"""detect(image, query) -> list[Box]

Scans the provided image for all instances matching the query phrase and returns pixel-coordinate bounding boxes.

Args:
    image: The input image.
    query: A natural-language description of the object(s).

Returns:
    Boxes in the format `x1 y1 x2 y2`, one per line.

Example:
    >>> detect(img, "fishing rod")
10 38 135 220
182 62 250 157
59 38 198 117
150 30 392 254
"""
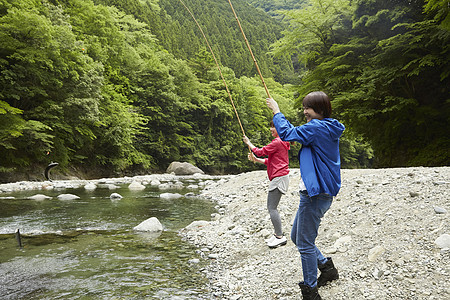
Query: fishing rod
178 0 246 136
227 0 271 99
178 0 256 161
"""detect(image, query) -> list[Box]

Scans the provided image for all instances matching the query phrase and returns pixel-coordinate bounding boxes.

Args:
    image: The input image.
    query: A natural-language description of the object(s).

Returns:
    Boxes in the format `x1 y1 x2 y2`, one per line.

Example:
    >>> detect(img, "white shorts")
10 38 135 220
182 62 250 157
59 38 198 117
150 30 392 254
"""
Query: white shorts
269 174 289 194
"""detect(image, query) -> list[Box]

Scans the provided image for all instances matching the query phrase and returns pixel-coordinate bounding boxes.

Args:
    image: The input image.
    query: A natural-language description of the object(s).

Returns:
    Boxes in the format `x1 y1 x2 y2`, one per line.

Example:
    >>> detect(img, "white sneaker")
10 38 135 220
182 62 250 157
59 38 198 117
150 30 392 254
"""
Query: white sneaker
267 236 287 248
265 235 277 243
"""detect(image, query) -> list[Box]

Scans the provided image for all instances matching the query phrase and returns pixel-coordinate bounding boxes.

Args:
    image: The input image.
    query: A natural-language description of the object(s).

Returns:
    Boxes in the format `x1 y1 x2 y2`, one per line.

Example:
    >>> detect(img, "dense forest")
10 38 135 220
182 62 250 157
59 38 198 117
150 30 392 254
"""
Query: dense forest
244 0 305 18
0 0 448 181
270 0 449 167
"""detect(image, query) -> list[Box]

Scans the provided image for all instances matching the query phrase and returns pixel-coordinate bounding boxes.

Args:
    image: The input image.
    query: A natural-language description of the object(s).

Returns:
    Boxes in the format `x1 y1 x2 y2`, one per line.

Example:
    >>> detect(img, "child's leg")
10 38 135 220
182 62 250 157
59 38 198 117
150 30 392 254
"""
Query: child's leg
267 188 283 236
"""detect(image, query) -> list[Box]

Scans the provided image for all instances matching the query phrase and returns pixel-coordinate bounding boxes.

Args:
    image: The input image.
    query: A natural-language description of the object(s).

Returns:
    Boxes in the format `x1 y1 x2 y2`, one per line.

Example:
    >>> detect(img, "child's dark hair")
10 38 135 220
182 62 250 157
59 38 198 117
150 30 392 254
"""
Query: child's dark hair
270 120 295 145
302 91 332 118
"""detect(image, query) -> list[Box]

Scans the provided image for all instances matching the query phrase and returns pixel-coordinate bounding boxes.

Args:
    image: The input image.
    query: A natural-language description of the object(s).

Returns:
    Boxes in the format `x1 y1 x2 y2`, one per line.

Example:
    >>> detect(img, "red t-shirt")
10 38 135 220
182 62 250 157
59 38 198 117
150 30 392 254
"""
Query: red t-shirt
251 137 290 181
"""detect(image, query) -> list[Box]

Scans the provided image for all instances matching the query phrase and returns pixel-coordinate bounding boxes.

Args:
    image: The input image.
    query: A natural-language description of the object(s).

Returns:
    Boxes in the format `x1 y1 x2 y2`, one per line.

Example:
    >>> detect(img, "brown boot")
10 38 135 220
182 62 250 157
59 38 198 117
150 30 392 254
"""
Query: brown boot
318 257 339 287
299 282 322 300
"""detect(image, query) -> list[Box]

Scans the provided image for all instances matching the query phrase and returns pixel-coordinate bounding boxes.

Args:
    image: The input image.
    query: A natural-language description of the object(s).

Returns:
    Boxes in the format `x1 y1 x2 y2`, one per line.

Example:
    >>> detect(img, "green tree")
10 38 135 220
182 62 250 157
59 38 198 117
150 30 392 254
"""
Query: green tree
158 0 296 83
272 0 449 167
424 0 450 29
0 0 298 179
0 0 150 175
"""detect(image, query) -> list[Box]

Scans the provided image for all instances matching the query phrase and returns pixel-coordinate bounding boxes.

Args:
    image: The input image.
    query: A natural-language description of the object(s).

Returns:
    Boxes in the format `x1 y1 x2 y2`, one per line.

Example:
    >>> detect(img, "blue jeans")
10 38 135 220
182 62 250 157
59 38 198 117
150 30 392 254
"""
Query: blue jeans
291 191 332 288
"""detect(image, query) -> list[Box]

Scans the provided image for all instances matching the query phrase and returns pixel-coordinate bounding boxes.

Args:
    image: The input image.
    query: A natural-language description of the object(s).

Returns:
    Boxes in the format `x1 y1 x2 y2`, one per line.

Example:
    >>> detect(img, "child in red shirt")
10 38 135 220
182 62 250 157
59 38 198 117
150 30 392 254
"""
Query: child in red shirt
243 121 290 248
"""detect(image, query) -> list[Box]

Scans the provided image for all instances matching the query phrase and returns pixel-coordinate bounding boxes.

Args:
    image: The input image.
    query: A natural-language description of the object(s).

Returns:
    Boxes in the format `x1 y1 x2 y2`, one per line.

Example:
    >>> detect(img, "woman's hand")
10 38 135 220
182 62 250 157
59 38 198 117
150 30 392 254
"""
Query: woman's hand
266 98 280 115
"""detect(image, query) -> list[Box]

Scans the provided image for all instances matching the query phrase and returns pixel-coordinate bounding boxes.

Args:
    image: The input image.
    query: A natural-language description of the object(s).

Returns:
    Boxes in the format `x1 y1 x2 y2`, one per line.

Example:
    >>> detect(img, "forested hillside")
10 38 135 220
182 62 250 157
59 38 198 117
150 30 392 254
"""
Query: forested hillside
0 0 299 181
244 0 305 18
94 0 296 84
271 0 449 166
160 0 298 84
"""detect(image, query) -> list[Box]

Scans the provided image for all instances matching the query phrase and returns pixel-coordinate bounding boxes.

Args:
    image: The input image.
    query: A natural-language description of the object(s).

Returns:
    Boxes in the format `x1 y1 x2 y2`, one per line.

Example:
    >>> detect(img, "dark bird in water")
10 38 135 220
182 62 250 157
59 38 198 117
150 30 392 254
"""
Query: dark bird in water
15 229 22 248
44 162 59 181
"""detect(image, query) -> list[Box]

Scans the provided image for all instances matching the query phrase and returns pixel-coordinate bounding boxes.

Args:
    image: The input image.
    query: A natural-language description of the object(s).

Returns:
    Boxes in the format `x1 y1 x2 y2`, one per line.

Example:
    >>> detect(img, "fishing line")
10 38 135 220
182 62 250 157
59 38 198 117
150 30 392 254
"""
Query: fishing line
227 0 271 99
178 0 256 161
178 0 246 137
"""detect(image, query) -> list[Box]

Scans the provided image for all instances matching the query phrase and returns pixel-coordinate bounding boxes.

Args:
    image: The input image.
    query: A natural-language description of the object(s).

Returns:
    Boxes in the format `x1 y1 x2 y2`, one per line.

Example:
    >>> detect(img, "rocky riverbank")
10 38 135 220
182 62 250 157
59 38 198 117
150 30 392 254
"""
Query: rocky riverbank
0 173 225 195
181 167 450 300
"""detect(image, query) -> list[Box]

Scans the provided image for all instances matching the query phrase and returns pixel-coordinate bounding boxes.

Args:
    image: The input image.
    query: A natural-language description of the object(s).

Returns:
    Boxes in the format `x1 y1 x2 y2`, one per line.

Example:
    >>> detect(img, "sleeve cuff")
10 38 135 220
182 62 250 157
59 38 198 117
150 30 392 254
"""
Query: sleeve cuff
274 112 283 117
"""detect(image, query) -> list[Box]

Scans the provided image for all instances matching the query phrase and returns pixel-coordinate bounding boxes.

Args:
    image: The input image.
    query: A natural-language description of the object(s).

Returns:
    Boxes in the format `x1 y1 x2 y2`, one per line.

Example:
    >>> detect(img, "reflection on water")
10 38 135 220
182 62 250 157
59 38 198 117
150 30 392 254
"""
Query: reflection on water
0 180 217 299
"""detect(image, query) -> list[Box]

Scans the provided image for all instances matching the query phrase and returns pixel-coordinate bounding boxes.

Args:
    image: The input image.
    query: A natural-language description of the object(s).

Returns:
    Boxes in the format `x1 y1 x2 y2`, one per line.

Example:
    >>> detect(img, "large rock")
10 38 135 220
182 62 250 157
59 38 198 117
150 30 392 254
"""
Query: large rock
110 193 123 200
57 194 80 201
166 162 204 175
128 181 145 190
435 234 450 249
84 183 97 190
133 217 163 232
27 194 52 201
160 192 183 200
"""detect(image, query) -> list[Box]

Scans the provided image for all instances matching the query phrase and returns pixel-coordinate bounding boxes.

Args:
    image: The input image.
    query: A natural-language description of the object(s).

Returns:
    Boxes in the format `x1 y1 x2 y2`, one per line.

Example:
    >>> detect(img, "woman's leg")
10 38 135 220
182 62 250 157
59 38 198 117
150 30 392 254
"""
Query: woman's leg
291 191 332 287
267 188 283 236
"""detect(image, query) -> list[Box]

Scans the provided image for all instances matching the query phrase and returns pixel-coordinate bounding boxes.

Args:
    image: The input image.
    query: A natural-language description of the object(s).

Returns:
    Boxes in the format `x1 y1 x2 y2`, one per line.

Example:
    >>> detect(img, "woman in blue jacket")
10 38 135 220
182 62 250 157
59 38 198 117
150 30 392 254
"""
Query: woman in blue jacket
266 91 345 300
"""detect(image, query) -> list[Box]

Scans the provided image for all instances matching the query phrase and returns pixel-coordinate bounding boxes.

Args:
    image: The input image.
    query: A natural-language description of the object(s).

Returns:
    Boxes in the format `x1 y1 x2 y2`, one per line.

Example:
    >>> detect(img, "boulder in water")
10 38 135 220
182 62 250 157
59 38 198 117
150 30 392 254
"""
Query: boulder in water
84 183 97 190
133 217 163 232
110 193 123 200
160 192 183 200
57 194 80 200
27 194 52 201
128 181 145 190
150 179 161 186
166 162 204 175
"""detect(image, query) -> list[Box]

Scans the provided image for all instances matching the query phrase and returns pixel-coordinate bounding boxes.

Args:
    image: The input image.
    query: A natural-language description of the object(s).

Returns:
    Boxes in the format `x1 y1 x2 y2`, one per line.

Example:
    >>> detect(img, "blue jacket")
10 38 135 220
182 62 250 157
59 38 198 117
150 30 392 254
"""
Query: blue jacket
273 113 345 197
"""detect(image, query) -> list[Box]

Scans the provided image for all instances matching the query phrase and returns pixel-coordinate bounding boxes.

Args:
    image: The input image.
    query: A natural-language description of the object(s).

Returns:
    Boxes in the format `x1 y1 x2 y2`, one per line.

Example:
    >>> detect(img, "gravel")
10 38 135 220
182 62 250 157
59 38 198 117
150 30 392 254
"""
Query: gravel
180 167 450 299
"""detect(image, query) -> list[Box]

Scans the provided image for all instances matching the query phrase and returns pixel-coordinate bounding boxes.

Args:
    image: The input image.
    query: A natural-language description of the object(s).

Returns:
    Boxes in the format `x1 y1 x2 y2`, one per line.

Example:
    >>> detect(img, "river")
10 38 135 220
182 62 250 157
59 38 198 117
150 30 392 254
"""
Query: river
0 176 218 299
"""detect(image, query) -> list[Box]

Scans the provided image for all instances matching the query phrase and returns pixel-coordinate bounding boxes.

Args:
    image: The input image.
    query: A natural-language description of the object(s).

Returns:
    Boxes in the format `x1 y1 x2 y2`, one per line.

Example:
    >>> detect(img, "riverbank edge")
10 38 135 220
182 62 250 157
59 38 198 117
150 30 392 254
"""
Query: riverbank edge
0 172 233 194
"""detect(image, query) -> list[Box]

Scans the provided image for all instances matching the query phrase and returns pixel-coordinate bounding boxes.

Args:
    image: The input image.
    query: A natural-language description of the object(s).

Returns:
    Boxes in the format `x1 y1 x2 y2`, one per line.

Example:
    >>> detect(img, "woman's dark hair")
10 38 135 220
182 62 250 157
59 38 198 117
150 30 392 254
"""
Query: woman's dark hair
302 91 332 118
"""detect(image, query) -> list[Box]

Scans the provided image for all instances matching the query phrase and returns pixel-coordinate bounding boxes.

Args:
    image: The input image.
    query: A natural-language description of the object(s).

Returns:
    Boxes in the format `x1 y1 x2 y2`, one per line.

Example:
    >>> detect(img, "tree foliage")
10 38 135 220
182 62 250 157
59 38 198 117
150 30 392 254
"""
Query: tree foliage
157 0 297 84
272 0 449 167
2 0 446 181
0 0 298 179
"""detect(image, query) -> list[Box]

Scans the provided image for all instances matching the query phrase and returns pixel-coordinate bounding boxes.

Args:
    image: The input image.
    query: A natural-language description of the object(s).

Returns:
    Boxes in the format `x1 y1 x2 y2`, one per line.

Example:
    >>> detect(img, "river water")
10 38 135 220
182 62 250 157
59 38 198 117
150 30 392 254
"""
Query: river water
0 178 217 299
